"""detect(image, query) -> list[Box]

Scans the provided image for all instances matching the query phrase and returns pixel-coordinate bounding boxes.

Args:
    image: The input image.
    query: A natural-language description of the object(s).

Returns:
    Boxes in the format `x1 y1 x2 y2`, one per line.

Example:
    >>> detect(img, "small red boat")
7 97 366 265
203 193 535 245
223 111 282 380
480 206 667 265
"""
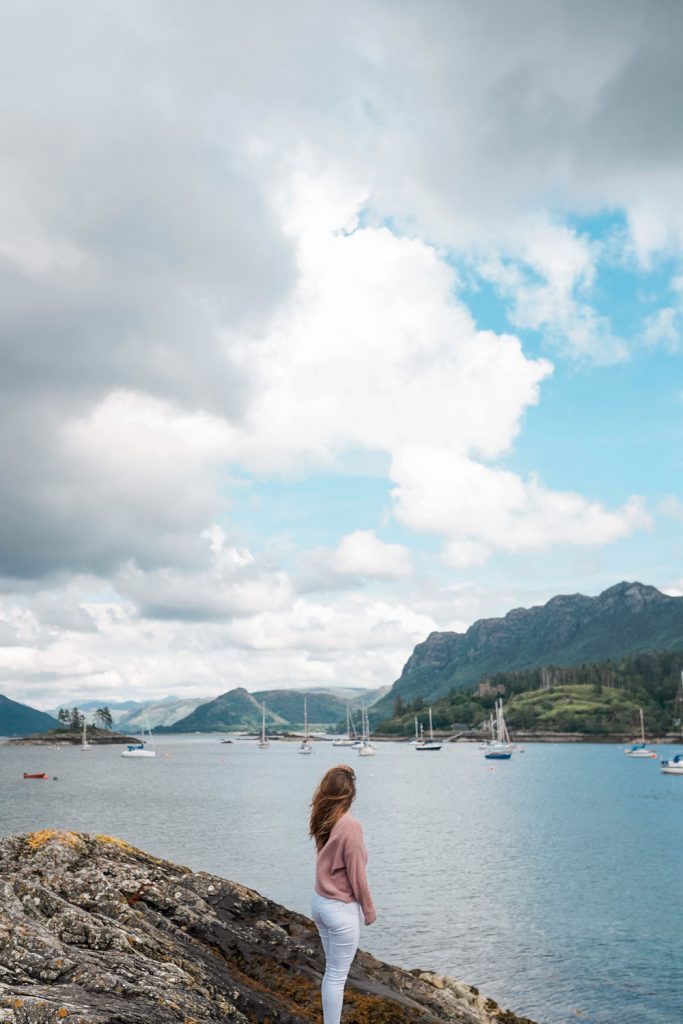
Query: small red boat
23 772 48 779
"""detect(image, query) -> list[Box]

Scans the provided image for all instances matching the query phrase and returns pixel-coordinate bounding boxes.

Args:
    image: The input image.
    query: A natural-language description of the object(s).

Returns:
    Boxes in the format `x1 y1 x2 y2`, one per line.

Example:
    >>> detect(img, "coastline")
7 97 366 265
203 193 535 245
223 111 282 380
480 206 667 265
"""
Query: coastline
0 830 538 1024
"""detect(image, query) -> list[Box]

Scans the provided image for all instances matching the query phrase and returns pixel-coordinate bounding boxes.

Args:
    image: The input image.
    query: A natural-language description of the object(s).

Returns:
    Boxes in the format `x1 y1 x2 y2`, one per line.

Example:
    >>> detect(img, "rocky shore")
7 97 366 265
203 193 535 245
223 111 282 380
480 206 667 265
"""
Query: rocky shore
0 831 537 1024
6 732 140 746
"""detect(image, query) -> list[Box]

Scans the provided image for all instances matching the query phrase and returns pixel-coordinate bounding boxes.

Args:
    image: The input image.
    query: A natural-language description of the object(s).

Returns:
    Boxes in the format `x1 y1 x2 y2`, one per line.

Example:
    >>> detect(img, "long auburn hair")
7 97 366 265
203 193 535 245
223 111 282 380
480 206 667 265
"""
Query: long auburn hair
309 764 356 851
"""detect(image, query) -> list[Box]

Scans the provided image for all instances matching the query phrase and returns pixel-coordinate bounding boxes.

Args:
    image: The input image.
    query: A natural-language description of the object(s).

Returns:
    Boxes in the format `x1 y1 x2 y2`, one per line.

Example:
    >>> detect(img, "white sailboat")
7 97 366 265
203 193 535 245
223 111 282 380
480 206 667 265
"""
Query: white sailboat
358 707 375 756
484 700 513 760
625 708 656 758
415 708 442 751
80 717 92 752
121 723 156 758
298 698 313 754
257 701 269 748
332 704 357 747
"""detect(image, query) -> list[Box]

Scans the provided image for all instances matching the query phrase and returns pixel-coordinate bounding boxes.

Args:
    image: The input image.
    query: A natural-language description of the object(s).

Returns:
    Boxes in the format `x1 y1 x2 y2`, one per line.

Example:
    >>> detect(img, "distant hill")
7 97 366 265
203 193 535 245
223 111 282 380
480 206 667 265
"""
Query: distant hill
117 698 208 731
372 582 683 720
0 694 59 737
162 687 367 733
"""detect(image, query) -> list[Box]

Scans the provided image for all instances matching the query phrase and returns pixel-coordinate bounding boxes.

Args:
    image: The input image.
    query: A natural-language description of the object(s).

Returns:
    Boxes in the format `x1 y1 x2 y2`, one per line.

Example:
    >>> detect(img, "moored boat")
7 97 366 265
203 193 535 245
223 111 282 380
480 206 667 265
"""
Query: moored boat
121 723 156 758
298 698 313 754
484 699 513 760
661 753 683 775
23 772 48 779
625 709 657 758
332 704 357 747
415 708 442 751
257 702 269 749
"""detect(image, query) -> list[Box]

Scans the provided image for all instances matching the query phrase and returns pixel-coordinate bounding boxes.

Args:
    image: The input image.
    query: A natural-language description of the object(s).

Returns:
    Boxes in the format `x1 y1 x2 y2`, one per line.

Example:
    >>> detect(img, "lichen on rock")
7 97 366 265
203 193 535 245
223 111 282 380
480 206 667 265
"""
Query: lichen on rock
0 831 537 1024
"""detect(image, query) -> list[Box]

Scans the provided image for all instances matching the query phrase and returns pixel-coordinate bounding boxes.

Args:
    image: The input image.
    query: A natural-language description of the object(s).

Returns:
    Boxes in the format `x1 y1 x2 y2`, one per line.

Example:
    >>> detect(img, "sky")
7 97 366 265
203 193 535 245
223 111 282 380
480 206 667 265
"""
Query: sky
1 0 683 710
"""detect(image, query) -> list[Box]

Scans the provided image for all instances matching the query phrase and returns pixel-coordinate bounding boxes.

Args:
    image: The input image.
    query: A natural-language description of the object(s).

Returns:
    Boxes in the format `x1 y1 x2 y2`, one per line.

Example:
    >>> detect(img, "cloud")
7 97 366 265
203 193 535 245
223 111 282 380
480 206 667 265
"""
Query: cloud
300 530 413 591
392 449 651 565
114 529 292 621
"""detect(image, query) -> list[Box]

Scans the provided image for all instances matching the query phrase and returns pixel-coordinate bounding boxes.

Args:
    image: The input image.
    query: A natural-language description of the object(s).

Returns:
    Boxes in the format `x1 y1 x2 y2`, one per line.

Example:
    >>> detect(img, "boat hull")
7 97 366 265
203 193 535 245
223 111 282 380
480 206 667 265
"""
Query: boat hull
121 749 156 758
661 764 683 774
23 772 48 779
484 752 512 760
415 743 442 751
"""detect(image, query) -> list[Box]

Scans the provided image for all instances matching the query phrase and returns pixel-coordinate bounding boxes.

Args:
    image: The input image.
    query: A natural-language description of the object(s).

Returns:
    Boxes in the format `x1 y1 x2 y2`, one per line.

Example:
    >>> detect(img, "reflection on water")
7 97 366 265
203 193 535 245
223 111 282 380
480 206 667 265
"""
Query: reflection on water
1 736 681 1024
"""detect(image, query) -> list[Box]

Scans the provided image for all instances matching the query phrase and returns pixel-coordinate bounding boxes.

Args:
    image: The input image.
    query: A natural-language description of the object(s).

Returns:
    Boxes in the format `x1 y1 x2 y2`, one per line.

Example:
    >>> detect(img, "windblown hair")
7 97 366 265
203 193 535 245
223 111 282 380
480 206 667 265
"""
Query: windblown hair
309 764 356 851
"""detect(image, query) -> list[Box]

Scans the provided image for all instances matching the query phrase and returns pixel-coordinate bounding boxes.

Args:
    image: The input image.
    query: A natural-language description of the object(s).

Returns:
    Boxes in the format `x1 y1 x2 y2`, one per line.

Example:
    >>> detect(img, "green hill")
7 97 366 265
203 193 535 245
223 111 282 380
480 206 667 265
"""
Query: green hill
372 582 683 721
376 649 683 736
161 687 358 733
0 694 59 737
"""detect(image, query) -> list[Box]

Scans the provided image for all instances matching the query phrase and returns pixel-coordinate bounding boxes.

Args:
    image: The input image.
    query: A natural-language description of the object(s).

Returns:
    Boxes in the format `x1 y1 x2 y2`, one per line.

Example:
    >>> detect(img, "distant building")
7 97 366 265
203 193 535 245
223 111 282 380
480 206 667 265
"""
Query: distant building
478 680 506 697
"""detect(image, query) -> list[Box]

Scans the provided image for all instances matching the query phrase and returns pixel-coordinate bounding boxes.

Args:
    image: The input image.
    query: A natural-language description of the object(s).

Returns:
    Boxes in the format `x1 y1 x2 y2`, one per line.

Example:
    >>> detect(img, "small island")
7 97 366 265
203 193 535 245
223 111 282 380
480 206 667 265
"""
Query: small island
7 726 142 746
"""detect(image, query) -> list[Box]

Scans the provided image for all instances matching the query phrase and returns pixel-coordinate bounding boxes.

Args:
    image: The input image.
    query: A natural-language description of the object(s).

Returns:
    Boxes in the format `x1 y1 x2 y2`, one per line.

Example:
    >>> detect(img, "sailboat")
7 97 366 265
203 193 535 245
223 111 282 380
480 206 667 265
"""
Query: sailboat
415 708 442 751
660 752 683 775
484 699 513 760
80 717 92 752
298 698 313 754
624 708 657 758
121 723 156 758
332 704 357 747
358 707 375 756
257 701 269 748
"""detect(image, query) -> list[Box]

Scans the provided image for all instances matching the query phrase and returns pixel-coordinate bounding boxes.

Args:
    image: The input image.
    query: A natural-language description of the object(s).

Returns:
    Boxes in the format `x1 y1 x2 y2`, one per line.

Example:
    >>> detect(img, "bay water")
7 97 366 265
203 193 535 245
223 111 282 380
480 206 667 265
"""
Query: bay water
1 736 681 1024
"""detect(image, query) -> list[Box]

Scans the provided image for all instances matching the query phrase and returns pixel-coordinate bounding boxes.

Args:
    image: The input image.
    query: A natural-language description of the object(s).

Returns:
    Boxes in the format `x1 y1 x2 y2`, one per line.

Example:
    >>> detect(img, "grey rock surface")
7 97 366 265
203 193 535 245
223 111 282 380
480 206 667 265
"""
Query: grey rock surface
0 831 536 1024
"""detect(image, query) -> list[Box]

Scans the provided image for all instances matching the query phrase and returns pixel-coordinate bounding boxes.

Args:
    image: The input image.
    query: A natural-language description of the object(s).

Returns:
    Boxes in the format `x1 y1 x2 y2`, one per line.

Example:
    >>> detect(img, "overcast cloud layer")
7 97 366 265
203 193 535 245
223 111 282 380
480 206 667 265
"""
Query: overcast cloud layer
1 0 681 707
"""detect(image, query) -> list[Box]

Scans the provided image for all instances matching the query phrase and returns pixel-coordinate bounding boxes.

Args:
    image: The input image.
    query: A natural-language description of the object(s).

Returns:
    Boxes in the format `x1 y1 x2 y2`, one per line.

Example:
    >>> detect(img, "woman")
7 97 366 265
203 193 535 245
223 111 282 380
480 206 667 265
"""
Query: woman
310 764 376 1024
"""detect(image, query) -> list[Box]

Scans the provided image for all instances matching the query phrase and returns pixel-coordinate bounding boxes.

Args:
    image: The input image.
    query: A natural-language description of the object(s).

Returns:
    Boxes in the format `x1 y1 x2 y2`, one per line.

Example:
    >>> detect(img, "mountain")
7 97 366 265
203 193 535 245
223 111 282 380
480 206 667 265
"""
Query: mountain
0 694 59 737
116 698 208 731
372 582 683 718
162 687 362 733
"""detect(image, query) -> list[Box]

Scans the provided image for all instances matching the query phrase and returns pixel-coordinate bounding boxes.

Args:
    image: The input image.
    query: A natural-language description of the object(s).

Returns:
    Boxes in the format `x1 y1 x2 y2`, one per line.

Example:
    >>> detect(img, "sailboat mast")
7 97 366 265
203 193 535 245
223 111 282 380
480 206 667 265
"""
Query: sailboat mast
262 702 266 743
429 707 434 741
640 706 645 743
304 698 308 741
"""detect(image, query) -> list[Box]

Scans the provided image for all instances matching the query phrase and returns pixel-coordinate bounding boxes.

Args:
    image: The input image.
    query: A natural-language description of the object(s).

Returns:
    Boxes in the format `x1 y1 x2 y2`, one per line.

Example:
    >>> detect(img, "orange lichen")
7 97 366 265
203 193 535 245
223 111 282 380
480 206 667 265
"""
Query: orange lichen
58 1009 69 1018
26 830 81 850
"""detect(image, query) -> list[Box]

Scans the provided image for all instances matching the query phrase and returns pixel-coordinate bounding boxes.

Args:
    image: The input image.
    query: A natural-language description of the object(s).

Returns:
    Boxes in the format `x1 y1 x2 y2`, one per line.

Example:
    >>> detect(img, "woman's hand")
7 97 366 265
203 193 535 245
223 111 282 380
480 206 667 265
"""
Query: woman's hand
364 910 377 926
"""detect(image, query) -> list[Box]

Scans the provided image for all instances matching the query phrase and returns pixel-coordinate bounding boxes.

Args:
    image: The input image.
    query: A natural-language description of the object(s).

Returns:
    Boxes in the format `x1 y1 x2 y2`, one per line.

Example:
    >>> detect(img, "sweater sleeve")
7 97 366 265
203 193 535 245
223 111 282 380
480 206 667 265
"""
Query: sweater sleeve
343 822 376 924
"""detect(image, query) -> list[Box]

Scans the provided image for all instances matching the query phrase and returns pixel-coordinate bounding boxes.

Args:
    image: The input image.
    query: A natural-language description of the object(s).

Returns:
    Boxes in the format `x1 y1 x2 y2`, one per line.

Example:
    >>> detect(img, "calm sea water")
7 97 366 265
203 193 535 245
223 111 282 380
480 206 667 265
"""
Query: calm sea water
1 736 681 1024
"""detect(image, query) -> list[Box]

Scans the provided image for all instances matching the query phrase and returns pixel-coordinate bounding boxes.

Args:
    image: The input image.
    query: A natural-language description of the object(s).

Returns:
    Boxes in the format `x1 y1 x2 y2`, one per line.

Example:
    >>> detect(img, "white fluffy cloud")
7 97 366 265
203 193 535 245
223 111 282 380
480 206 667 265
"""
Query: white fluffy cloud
0 1 674 705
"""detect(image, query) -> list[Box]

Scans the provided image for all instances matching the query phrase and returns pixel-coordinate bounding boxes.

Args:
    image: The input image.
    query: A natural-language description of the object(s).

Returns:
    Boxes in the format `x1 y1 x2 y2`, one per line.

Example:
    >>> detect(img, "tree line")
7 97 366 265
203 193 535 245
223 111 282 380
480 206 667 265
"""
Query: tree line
56 706 114 730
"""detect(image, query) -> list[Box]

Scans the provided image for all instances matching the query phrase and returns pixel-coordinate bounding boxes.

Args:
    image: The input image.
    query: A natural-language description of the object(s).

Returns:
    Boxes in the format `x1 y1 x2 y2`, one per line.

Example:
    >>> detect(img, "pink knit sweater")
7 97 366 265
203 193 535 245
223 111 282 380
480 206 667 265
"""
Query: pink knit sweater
315 813 376 925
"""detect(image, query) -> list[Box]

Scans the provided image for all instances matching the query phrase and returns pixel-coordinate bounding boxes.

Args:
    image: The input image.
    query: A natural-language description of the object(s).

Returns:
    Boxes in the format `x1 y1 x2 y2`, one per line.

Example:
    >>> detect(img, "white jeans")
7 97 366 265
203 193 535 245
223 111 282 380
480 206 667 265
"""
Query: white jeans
311 892 361 1024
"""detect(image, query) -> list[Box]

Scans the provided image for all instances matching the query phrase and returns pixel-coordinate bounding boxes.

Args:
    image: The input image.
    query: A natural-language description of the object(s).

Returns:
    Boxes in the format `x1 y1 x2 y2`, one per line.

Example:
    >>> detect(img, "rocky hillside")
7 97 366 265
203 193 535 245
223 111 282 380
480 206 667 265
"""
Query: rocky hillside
373 582 683 717
0 694 58 738
0 830 535 1024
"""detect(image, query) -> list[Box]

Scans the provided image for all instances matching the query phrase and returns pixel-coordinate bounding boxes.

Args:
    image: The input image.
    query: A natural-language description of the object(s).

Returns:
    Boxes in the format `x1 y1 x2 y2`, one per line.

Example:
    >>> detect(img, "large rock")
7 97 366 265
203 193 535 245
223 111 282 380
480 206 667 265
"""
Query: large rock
0 831 536 1023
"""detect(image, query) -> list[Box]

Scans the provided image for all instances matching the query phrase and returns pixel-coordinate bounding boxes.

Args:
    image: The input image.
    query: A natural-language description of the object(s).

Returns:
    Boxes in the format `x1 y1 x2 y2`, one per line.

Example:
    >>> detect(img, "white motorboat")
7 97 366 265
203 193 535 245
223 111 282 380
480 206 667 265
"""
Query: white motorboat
298 698 313 754
257 701 269 748
121 724 156 758
625 709 657 758
415 708 442 751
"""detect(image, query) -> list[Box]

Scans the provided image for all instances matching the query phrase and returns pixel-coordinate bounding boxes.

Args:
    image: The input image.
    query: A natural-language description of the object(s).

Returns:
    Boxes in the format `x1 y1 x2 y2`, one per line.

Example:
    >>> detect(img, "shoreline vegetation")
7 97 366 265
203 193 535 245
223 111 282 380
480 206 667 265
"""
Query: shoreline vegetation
0 830 538 1024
